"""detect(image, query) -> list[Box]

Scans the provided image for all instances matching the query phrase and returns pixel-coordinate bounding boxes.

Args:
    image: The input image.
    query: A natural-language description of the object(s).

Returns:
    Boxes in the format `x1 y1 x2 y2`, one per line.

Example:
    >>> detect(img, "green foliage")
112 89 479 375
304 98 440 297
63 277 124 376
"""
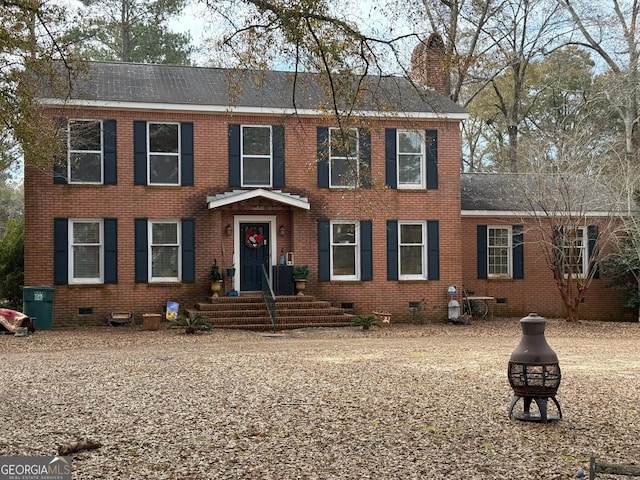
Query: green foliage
66 0 193 64
292 265 309 280
208 260 222 282
350 314 379 330
0 218 24 309
168 312 212 334
602 243 640 310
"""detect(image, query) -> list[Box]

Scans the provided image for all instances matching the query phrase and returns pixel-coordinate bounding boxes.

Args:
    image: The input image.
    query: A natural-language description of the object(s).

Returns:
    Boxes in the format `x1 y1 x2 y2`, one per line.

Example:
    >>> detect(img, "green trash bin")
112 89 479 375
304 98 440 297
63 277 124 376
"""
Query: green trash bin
21 286 55 330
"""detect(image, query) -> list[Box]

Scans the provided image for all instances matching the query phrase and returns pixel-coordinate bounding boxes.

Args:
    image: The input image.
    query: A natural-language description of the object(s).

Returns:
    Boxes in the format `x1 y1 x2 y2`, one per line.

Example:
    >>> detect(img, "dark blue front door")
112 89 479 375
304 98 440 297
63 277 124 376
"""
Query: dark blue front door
240 223 270 291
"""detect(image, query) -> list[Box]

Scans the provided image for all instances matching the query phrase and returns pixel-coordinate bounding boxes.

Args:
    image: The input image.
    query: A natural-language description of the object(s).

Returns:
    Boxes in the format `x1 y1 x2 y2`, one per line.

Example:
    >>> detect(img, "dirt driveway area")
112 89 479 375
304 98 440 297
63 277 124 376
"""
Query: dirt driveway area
1 318 639 479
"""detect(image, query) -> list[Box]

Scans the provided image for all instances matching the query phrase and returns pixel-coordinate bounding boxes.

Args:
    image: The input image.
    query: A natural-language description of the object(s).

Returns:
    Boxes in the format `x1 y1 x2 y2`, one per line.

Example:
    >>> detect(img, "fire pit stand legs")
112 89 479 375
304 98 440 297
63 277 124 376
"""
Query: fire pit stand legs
508 395 562 422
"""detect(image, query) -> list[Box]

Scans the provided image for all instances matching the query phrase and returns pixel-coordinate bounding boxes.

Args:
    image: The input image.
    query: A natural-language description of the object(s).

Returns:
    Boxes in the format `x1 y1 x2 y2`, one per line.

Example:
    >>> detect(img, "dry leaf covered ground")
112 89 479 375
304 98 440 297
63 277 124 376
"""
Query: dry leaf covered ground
1 318 639 479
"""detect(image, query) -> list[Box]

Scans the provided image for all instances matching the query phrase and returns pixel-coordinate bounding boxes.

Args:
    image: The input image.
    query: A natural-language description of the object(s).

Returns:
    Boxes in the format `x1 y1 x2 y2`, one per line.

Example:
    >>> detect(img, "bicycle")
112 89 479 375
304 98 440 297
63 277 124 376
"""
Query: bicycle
461 289 490 320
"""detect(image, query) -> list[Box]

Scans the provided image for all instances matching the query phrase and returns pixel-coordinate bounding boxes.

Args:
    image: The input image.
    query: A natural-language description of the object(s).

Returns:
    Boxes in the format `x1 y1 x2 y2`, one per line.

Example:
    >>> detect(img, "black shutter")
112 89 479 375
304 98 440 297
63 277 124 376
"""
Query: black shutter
359 129 371 189
53 218 68 285
104 218 118 284
386 220 398 281
53 117 68 184
317 127 329 188
513 224 524 279
133 121 147 185
134 218 148 283
360 220 372 280
181 122 194 186
477 224 488 279
427 220 440 280
318 219 330 281
181 218 195 283
228 124 241 187
588 225 600 279
273 125 285 187
103 119 117 185
426 129 438 189
385 128 397 189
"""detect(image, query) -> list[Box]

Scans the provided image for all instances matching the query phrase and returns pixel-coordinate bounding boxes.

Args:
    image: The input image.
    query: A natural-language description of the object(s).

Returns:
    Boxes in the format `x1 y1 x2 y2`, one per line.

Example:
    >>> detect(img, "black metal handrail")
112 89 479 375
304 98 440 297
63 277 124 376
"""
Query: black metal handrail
261 264 276 332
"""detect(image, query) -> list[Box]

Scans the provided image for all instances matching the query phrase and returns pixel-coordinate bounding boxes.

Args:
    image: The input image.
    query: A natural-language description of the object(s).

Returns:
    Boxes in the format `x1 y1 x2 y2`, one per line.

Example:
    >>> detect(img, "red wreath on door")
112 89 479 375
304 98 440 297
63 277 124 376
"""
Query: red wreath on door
245 226 264 249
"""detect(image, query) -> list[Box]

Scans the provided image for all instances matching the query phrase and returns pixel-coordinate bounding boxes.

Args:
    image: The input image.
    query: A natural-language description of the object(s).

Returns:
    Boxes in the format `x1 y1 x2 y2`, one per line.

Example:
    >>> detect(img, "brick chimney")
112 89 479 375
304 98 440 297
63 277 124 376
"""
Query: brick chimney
410 33 449 96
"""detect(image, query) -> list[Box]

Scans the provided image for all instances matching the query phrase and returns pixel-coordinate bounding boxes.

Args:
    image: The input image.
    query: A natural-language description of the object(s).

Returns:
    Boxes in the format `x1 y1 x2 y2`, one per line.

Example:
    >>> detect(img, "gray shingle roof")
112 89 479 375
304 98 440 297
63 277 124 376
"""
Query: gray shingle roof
42 61 467 116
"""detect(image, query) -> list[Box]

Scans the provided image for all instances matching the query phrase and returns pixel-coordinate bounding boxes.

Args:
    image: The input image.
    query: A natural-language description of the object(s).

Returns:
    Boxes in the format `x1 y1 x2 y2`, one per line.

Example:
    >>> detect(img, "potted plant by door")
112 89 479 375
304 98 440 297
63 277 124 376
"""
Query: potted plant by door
293 265 309 295
208 260 223 297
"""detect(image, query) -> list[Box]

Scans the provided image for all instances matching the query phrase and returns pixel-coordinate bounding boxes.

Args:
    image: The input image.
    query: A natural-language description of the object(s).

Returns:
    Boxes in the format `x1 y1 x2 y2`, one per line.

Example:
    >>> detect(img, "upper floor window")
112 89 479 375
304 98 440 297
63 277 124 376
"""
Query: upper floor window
148 122 180 185
68 120 103 184
397 130 426 189
242 126 272 186
331 221 359 280
488 226 512 278
149 220 181 282
329 128 359 188
399 221 426 279
69 220 102 284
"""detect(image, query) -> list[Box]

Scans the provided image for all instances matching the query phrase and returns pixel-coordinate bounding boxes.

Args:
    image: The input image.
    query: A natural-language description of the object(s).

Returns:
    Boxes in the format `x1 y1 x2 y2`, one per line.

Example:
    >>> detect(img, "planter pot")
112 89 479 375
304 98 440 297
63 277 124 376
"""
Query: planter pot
295 279 307 295
211 280 223 297
142 313 161 331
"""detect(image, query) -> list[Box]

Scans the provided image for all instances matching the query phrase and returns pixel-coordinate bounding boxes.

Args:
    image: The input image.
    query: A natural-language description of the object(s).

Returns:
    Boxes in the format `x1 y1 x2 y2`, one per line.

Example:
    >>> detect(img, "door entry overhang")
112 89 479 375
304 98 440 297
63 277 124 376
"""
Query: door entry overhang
207 189 310 210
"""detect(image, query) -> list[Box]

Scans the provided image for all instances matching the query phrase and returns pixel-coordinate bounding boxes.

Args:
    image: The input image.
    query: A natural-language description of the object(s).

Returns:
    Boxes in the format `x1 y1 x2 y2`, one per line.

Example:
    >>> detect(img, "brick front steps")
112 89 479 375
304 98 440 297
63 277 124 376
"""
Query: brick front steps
188 293 354 331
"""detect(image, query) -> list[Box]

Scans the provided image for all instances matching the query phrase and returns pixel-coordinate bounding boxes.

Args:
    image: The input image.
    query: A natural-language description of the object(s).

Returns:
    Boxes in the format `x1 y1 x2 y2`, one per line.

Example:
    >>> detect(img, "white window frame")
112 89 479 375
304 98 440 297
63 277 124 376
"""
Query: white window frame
398 221 427 280
487 225 512 278
562 226 588 279
68 219 103 284
397 130 426 189
330 221 360 280
148 220 181 283
241 125 273 187
147 122 181 186
68 119 103 184
329 127 359 188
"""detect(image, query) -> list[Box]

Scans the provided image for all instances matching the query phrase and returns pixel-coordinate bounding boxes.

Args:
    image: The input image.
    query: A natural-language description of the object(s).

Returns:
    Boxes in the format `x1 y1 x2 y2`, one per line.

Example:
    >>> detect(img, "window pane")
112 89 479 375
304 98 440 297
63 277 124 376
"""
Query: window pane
242 127 271 155
243 156 270 185
333 245 356 276
151 246 178 277
73 246 100 278
149 155 179 184
488 227 510 276
333 223 355 243
398 155 422 185
331 158 356 186
73 222 100 244
400 224 423 244
149 123 178 153
400 246 423 275
70 120 101 151
330 129 358 157
70 152 102 183
152 223 178 244
398 131 423 154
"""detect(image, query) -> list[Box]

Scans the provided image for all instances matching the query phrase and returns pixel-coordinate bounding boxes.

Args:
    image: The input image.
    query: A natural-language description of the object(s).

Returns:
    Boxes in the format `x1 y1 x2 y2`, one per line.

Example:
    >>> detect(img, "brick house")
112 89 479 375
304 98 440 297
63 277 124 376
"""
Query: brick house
24 38 633 326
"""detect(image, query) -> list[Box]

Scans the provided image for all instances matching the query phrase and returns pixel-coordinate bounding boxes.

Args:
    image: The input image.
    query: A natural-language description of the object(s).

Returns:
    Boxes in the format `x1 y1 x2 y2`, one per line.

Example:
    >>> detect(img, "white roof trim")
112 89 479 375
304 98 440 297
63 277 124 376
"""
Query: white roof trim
207 189 310 210
39 98 470 120
461 210 621 217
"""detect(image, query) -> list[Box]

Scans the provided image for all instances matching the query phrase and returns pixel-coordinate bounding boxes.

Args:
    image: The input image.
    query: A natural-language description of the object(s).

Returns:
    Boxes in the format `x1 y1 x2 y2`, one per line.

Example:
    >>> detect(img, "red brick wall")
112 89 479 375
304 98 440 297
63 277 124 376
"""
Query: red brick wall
25 108 464 326
460 215 635 321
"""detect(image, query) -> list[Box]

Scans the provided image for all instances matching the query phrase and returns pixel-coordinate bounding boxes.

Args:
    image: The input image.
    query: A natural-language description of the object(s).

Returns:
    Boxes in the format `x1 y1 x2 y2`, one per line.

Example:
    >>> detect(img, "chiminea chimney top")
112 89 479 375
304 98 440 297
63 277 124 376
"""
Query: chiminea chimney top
410 33 449 96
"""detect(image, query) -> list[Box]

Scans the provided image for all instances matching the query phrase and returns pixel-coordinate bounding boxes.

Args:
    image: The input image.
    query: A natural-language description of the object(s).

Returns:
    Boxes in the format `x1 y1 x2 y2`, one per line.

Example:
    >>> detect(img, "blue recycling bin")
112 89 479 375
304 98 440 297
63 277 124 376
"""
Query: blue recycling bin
21 286 55 330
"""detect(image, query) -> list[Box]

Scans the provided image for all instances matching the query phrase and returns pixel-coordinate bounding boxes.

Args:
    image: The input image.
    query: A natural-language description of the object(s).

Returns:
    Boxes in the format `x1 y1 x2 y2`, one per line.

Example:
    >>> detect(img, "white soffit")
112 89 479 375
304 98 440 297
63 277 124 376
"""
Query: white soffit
207 189 310 210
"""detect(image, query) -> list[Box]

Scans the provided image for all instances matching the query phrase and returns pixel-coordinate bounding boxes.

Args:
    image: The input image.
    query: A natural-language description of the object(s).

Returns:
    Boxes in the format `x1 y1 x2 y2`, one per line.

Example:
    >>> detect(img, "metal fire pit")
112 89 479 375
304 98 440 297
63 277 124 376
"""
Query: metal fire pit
507 313 562 422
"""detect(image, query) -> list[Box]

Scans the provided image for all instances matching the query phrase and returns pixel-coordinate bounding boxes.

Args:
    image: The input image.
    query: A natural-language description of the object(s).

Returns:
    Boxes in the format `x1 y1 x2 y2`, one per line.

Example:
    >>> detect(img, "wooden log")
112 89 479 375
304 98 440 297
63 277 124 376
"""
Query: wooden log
590 456 640 479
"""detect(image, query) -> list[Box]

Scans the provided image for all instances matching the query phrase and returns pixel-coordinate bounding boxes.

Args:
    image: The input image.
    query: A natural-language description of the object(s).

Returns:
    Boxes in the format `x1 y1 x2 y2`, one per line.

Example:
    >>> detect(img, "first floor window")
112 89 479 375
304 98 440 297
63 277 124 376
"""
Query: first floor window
488 226 511 278
150 221 180 281
559 227 587 278
148 122 180 185
70 220 102 283
331 221 359 279
399 222 426 279
68 119 103 183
